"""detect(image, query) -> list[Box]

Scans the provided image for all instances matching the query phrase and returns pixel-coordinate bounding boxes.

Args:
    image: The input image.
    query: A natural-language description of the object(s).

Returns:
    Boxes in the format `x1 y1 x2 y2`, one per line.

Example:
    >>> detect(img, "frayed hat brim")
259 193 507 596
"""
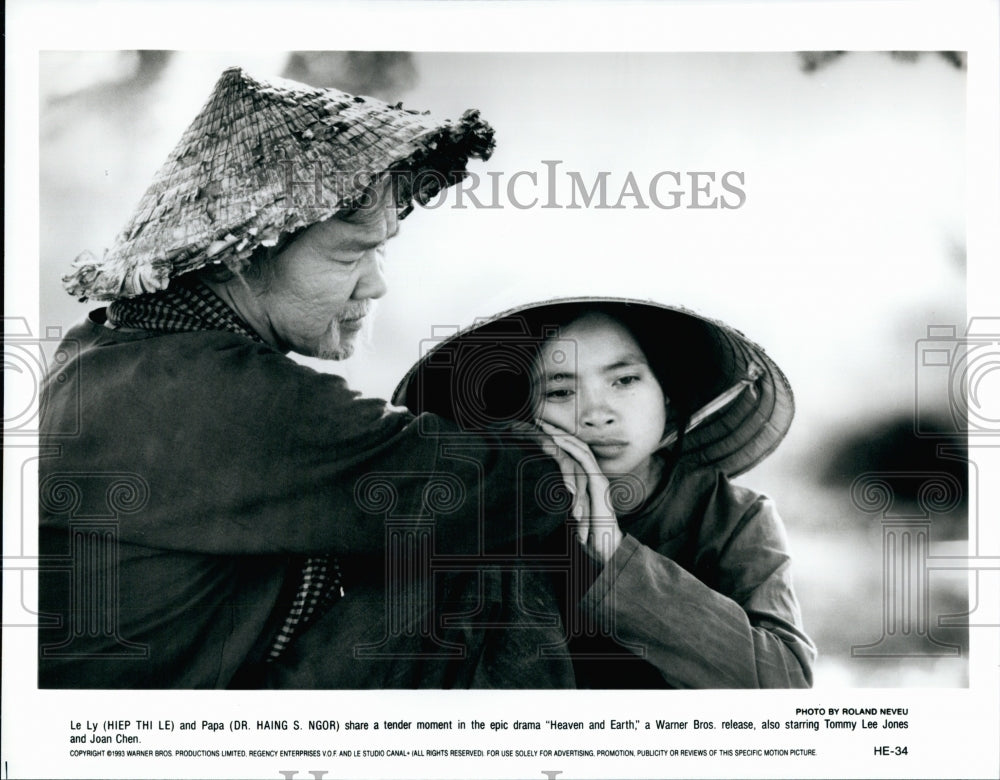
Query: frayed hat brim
64 67 496 302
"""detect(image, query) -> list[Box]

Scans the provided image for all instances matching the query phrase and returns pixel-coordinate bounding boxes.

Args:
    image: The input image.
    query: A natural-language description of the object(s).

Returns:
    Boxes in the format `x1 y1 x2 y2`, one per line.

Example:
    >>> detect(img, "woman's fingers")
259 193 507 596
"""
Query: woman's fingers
536 423 618 523
535 421 602 471
522 429 591 532
542 437 614 519
534 420 623 562
532 421 594 520
547 443 580 501
502 422 578 503
500 420 620 559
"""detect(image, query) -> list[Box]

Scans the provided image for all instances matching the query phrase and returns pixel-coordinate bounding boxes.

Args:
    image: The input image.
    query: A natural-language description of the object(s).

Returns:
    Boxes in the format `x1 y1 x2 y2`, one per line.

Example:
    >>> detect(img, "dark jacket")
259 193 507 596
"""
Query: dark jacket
569 464 815 688
38 311 567 688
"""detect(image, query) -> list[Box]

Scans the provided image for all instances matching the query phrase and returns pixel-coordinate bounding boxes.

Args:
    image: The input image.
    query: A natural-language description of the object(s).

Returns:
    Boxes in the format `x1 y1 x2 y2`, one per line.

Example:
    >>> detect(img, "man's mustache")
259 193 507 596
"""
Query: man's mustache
339 303 372 322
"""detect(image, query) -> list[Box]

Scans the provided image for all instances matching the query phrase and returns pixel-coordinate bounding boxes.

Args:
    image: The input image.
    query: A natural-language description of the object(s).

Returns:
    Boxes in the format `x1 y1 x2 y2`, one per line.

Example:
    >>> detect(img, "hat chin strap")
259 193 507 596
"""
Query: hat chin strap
658 362 764 450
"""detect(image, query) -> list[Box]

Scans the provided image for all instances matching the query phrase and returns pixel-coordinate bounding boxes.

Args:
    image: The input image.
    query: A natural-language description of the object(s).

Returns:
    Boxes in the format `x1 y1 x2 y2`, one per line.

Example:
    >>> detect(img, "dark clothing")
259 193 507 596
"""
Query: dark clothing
38 306 812 690
249 461 815 689
38 310 569 688
104 275 347 661
568 463 815 688
257 567 577 688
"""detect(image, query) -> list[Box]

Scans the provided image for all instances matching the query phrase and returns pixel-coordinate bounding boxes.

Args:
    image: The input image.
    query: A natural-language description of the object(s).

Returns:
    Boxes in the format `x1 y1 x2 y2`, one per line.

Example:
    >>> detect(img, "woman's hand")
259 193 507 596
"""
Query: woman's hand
536 420 624 565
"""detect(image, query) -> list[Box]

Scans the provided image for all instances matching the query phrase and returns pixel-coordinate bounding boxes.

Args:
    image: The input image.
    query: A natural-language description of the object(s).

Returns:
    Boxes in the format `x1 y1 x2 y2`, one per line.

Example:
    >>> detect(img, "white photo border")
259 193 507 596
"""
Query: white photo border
5 2 999 779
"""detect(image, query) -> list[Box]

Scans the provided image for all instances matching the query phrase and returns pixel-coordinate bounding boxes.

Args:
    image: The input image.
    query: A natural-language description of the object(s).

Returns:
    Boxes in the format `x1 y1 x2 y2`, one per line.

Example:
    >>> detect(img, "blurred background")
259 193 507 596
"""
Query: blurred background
39 50 969 687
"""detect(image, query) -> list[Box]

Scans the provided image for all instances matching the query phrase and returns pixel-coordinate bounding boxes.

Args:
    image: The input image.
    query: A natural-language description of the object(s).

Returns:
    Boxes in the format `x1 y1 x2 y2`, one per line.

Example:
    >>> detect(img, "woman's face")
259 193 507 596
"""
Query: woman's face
532 312 669 494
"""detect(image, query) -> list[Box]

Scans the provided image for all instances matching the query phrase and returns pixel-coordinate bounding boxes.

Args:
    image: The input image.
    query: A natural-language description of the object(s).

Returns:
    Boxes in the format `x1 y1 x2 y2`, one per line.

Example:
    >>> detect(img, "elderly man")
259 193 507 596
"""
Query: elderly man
39 67 574 688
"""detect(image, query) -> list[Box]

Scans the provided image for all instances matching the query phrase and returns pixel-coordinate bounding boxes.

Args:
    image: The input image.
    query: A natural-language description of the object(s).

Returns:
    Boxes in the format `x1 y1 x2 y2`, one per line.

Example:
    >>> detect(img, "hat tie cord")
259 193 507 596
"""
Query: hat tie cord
658 362 764 449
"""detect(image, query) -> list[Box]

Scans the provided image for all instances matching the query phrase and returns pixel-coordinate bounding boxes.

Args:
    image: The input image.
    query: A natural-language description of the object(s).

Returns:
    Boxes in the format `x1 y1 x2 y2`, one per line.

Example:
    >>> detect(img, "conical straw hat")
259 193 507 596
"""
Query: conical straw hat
392 298 794 477
64 66 496 301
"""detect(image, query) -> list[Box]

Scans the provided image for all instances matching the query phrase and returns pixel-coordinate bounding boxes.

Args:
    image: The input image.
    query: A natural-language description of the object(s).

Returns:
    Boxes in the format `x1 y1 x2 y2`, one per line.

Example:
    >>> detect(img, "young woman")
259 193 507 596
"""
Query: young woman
394 298 815 688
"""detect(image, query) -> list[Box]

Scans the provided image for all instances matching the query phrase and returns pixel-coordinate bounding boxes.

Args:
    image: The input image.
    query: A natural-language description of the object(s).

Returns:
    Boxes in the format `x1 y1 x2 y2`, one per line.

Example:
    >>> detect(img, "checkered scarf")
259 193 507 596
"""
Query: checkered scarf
107 275 344 662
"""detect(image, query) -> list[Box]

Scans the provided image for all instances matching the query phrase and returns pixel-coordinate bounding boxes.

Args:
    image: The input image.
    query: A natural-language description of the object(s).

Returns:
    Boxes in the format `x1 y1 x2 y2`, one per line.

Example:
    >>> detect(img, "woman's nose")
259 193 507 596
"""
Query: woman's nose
580 393 616 427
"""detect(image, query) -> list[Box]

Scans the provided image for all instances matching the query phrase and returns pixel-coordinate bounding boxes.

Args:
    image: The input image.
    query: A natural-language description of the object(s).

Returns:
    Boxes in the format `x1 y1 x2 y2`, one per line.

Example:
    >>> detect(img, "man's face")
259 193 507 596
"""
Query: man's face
257 197 398 359
532 312 669 493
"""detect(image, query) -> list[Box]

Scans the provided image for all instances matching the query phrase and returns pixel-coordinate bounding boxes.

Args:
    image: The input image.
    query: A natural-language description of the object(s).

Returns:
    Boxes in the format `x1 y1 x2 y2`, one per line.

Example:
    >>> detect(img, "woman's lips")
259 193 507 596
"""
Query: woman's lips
587 440 628 458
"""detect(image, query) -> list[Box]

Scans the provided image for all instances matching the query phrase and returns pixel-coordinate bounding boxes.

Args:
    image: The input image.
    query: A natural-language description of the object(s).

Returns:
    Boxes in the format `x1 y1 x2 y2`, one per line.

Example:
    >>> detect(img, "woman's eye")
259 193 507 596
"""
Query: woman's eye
545 388 574 400
616 375 640 387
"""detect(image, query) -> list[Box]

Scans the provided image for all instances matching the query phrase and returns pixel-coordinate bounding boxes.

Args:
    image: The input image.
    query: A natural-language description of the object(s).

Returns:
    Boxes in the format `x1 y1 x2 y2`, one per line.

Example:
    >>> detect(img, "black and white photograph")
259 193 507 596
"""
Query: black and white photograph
5 2 1000 779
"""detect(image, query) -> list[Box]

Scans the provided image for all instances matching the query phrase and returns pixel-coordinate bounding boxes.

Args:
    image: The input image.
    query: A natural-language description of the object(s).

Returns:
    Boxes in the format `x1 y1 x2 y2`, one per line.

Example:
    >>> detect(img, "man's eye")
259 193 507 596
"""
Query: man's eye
336 243 385 267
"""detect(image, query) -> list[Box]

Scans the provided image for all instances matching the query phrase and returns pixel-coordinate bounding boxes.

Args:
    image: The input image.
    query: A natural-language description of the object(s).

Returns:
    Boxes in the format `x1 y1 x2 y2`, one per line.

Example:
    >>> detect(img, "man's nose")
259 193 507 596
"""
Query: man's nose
352 249 388 301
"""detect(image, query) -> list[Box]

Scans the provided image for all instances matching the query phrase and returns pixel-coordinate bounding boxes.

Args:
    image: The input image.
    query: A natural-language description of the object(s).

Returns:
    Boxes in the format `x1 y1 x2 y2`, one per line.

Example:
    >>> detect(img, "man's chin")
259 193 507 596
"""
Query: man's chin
315 336 356 361
316 345 352 361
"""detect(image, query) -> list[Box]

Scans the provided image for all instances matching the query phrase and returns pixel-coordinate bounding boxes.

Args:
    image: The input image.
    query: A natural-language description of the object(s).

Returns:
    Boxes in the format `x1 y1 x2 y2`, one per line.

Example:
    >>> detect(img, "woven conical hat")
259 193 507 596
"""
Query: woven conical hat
392 298 794 477
64 66 496 301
